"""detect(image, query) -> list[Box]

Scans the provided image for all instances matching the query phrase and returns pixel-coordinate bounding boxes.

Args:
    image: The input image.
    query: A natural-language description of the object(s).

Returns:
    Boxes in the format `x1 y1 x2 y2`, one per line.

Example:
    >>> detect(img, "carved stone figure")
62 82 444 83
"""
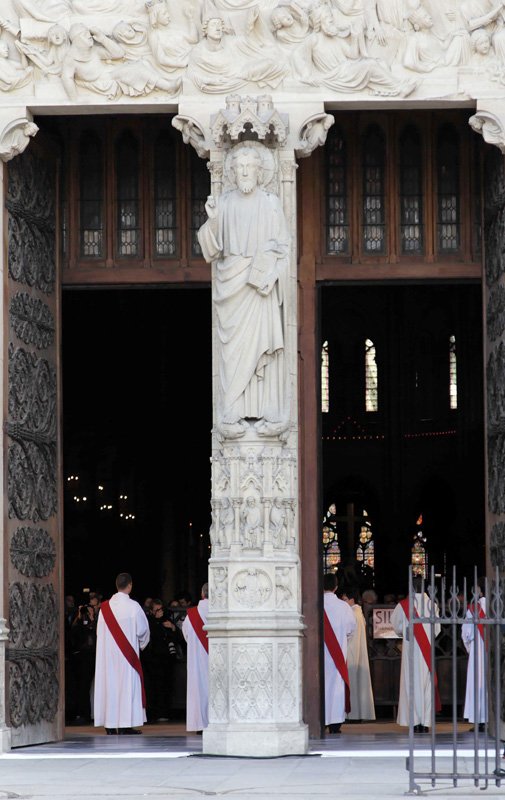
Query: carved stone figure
233 568 271 606
403 4 444 72
270 496 288 547
271 2 311 44
211 566 228 608
15 24 68 77
293 6 417 96
146 0 199 76
461 0 505 63
0 39 33 92
0 119 38 162
188 15 286 93
62 23 180 101
296 112 334 158
240 495 262 548
218 495 235 547
275 566 293 607
110 20 182 95
172 115 209 158
198 144 289 437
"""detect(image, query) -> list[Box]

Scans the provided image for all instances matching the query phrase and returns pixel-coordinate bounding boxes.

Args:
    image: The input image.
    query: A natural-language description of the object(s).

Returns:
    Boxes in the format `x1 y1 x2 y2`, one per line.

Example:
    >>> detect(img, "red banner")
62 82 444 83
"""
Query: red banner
186 606 208 653
400 597 441 713
323 610 351 713
100 600 146 708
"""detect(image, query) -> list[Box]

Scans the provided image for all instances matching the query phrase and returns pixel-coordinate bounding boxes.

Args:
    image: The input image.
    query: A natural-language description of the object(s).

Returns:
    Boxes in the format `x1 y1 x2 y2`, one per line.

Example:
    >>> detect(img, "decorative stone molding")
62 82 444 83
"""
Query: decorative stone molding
0 115 38 162
295 112 334 159
469 111 505 154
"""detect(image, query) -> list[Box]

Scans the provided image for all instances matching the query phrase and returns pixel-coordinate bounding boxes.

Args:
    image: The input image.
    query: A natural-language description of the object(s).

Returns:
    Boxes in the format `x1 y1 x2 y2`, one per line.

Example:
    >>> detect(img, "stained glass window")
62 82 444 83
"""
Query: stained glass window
322 503 340 573
116 130 140 257
362 126 386 254
437 125 460 252
356 509 374 580
326 127 349 254
321 340 329 413
365 339 378 412
449 334 457 410
154 130 177 256
399 126 423 254
79 131 104 258
411 515 428 578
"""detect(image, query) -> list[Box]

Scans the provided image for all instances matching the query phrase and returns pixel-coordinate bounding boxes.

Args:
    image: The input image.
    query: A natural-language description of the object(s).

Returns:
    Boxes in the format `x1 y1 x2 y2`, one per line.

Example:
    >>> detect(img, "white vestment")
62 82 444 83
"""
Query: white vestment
391 593 441 727
462 597 487 723
324 591 357 725
93 592 150 729
182 598 209 732
346 603 376 720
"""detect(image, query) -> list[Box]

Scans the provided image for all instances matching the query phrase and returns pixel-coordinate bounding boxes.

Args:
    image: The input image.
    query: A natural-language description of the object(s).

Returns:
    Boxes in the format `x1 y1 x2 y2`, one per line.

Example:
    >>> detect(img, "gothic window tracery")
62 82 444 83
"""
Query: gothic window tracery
400 126 423 254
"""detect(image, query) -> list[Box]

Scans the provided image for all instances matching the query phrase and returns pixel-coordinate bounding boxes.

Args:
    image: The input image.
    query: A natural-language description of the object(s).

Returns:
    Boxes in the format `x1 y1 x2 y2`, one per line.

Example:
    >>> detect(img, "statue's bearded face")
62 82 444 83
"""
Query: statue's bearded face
233 152 261 194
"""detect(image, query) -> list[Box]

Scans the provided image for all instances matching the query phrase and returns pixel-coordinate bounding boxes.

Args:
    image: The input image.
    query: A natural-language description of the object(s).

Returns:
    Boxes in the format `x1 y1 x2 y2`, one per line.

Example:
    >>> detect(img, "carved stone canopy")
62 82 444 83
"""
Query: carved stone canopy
210 95 289 149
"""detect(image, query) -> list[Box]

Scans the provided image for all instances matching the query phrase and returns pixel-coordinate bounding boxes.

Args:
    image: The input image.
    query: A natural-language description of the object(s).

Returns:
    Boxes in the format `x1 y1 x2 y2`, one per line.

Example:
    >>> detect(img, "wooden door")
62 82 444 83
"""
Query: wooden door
3 138 63 746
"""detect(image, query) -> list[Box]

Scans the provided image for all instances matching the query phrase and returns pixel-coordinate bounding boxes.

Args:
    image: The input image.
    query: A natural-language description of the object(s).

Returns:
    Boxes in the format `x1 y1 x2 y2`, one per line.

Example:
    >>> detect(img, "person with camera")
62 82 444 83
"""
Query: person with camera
142 599 179 723
69 596 98 724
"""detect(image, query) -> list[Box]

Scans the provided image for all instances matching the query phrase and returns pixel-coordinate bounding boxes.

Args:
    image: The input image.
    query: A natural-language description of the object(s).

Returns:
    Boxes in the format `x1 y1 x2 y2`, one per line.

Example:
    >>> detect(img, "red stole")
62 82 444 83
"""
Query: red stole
468 602 486 644
186 606 208 653
100 599 146 708
400 597 441 712
323 610 351 713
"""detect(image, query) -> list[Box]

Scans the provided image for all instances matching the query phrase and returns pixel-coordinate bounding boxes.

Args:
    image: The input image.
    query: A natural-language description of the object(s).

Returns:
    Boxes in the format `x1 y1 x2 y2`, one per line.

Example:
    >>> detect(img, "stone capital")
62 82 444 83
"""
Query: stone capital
0 109 38 163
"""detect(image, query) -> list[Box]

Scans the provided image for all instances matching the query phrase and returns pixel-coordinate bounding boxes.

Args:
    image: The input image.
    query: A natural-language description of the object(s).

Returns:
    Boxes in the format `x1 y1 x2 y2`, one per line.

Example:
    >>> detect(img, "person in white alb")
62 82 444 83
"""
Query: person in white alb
94 572 150 735
391 575 441 732
462 576 487 732
182 582 209 733
342 586 376 722
323 572 356 734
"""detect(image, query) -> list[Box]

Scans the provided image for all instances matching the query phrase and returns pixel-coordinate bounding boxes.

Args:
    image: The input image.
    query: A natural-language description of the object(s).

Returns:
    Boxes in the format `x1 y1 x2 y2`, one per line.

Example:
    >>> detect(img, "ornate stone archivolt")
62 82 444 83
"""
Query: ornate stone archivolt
2 0 505 105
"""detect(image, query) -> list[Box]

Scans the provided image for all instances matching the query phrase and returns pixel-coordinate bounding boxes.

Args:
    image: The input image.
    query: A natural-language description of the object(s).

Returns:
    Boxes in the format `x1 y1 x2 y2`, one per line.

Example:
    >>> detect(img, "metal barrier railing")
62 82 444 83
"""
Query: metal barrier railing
405 566 505 794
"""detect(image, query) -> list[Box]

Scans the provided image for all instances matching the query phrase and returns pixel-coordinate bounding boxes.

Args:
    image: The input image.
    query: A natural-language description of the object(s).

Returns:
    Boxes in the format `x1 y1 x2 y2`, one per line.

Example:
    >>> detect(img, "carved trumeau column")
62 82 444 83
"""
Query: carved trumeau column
175 95 310 756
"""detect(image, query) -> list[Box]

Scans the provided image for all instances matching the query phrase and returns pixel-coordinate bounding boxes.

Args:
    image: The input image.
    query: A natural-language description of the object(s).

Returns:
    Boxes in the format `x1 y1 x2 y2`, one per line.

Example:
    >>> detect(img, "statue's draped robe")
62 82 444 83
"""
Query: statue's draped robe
198 188 289 425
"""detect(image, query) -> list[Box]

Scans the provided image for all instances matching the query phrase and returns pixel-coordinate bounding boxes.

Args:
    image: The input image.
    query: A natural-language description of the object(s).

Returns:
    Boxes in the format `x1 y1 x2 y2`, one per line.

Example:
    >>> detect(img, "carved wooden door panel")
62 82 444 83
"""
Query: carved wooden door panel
3 140 62 746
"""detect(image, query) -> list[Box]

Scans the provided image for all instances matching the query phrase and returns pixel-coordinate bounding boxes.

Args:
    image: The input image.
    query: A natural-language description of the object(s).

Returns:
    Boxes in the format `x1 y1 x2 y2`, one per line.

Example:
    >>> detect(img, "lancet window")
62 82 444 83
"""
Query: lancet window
321 340 329 413
449 335 457 410
365 339 378 412
59 115 209 280
323 111 482 268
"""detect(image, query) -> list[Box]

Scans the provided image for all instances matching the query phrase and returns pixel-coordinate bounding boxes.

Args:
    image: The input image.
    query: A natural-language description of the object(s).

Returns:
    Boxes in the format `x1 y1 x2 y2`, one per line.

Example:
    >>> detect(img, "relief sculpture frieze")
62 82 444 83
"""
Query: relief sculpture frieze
2 0 505 106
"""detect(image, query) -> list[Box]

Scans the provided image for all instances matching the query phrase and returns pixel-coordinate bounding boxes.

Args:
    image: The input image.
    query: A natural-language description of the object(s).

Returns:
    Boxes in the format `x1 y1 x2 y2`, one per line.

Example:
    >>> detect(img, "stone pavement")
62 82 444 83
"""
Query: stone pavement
0 727 504 800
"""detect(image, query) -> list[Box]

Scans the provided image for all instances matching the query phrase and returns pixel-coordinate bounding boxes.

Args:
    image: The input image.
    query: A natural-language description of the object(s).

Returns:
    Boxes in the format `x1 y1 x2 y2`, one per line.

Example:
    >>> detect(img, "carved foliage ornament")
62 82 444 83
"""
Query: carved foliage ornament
488 432 505 515
8 582 59 728
231 643 273 721
487 285 505 343
10 293 56 350
490 522 505 570
484 205 505 287
10 527 56 578
487 342 505 433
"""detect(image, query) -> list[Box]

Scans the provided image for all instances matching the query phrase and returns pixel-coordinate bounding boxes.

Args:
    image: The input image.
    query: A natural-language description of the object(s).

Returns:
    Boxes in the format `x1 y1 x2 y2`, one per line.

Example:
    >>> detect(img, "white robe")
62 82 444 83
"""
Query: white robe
462 597 487 723
93 592 150 729
324 592 357 725
182 598 209 732
346 603 376 720
391 593 441 727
